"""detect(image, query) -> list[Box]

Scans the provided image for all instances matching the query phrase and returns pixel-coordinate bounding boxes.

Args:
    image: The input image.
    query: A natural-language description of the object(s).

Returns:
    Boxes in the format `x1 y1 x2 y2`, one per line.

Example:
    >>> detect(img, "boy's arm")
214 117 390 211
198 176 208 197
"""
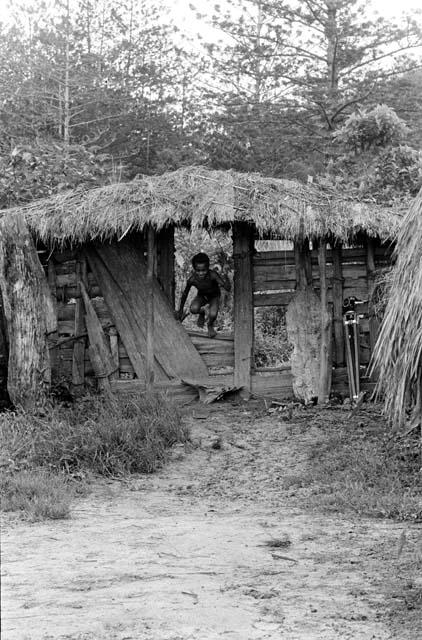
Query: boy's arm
175 281 191 319
212 268 231 292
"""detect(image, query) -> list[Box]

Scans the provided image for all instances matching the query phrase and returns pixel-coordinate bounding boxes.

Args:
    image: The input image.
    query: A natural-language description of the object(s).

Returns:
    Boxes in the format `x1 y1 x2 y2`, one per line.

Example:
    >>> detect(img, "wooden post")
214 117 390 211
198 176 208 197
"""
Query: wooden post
293 238 312 290
0 213 56 409
108 327 120 380
72 255 87 392
0 289 8 403
366 237 379 359
157 226 175 307
331 243 344 366
47 260 59 381
233 222 254 398
318 239 332 404
146 225 156 389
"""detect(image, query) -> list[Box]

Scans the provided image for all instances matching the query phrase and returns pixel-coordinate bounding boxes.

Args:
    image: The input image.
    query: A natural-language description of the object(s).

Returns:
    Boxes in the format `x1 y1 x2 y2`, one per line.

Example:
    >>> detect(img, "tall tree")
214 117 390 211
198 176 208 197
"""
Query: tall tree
200 0 422 176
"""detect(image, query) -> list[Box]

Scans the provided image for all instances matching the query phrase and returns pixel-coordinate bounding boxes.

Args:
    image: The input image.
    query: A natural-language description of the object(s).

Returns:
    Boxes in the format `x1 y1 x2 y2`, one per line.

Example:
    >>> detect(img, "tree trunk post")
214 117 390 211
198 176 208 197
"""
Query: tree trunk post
233 222 254 398
0 213 56 409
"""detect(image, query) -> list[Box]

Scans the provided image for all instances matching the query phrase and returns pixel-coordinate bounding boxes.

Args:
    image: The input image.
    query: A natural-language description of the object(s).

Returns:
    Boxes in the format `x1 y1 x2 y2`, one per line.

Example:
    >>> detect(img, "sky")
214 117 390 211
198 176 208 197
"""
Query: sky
0 0 421 27
168 0 422 31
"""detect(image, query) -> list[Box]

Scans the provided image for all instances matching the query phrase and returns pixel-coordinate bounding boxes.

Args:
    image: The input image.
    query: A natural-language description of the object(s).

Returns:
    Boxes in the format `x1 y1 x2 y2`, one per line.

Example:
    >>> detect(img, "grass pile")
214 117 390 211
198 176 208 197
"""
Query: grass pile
371 188 422 427
6 165 405 246
0 392 188 520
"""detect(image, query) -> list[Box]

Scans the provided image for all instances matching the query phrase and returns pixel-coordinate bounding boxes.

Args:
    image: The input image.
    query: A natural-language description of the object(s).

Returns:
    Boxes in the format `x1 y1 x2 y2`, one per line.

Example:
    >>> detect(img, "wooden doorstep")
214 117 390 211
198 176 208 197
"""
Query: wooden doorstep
110 364 375 403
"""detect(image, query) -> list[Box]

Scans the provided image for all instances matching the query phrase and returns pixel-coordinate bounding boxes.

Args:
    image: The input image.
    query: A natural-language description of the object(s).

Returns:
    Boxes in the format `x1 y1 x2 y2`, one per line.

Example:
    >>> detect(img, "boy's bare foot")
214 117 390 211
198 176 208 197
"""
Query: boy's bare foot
207 325 217 338
197 312 205 328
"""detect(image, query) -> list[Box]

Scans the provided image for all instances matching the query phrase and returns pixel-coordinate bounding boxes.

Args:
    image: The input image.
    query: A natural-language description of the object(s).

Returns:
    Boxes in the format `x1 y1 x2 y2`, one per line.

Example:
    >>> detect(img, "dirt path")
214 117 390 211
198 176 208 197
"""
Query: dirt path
2 403 421 640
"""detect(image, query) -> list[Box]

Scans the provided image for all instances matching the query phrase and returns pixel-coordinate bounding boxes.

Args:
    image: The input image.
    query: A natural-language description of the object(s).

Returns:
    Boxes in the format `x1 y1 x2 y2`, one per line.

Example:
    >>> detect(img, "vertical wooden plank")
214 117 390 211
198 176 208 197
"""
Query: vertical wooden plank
157 226 175 306
80 281 114 392
318 240 332 404
366 237 379 360
47 260 59 380
72 255 87 392
331 243 344 365
233 222 254 397
108 326 120 380
146 226 156 389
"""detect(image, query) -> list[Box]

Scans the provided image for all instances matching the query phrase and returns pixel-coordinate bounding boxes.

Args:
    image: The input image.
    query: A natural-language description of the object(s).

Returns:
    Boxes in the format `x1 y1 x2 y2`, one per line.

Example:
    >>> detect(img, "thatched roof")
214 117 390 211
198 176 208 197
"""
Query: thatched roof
371 188 422 427
1 166 406 244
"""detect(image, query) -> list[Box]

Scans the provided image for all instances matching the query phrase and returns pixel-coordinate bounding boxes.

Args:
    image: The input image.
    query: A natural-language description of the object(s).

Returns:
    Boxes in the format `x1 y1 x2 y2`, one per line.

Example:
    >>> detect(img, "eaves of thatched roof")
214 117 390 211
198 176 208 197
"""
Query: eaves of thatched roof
0 166 407 245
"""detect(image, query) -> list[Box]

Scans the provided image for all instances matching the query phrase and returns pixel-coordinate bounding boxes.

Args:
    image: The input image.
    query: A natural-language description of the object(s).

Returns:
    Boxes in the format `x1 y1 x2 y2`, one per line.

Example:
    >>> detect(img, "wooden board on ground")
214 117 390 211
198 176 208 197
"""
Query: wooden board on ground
89 240 208 381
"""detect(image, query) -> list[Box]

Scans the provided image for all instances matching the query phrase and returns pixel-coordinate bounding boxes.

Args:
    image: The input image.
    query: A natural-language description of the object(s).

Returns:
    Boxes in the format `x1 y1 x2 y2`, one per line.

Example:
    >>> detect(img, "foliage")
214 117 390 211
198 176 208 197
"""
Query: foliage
0 140 110 208
370 69 422 150
327 105 422 201
0 0 205 198
0 0 421 191
302 409 422 522
371 146 422 196
254 307 292 368
277 405 422 522
201 0 422 177
333 105 409 152
1 393 188 478
0 469 71 521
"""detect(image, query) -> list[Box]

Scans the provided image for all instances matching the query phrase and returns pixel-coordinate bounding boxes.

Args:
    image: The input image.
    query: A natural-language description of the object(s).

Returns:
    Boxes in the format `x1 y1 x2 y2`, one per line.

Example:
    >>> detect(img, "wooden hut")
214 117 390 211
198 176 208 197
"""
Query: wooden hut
0 166 403 407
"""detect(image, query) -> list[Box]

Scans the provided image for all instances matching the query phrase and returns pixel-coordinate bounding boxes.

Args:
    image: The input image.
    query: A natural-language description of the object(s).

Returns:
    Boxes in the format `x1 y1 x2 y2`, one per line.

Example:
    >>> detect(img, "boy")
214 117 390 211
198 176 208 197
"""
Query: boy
175 252 231 338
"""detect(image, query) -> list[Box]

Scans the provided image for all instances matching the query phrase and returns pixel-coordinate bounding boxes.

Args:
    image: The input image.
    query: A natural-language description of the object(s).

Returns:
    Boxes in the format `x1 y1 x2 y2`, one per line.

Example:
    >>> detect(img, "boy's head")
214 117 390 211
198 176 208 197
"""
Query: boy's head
192 252 210 279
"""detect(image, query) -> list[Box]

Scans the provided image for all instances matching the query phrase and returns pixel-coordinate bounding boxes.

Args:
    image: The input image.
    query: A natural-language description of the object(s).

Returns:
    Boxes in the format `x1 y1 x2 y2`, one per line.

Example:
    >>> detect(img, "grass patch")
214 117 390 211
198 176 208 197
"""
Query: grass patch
0 469 71 521
1 392 188 520
299 407 422 521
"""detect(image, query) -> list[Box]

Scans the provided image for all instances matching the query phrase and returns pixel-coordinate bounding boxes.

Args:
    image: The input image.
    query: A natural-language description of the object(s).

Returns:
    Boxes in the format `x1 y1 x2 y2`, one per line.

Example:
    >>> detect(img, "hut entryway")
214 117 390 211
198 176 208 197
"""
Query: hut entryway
84 239 208 384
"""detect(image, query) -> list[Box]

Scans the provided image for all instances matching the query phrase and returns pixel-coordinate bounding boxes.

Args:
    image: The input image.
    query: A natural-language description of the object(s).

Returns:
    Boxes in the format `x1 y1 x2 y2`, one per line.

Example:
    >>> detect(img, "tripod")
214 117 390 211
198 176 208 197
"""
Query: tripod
342 297 366 402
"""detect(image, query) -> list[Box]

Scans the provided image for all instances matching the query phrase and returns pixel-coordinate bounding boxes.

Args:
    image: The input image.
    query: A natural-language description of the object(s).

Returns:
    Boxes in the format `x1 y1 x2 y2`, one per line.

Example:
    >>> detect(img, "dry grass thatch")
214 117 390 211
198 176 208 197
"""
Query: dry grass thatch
0 166 406 244
371 188 422 426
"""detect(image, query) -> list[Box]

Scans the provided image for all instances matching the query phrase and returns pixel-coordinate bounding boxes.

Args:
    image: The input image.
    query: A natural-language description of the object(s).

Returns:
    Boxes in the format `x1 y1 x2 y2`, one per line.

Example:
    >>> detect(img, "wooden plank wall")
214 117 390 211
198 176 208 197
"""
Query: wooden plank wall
253 245 392 307
253 244 393 366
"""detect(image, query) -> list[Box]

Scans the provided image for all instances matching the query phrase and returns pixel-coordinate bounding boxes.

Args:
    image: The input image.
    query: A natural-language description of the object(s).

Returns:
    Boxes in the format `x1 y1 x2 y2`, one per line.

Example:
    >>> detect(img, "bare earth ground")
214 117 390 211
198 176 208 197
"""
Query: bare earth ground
2 402 421 640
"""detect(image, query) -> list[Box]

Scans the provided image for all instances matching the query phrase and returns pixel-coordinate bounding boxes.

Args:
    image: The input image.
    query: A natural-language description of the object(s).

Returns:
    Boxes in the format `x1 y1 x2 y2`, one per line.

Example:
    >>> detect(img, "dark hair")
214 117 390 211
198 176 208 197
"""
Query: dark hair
192 252 210 268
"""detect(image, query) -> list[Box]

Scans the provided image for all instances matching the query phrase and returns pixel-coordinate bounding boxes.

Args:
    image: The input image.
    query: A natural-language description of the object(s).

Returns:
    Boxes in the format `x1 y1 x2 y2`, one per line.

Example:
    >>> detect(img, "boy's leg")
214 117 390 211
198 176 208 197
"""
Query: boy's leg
190 296 206 328
207 296 220 338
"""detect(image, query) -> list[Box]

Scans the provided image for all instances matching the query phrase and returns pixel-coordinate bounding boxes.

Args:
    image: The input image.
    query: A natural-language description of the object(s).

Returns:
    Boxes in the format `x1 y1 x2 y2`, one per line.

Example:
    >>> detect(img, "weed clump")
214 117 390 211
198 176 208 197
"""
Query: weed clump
0 470 71 521
303 410 422 521
1 392 188 519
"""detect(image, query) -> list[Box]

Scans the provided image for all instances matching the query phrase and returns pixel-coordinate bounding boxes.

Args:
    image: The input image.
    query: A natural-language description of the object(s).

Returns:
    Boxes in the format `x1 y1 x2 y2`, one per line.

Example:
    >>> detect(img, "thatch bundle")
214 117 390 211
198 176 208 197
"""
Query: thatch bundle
372 188 422 426
0 166 405 244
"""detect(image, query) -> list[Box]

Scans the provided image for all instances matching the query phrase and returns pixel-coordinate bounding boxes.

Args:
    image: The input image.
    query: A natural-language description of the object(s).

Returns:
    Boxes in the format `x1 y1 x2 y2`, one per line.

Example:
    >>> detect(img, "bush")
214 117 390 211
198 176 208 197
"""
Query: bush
254 307 292 368
0 469 71 521
1 393 188 477
1 392 188 519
